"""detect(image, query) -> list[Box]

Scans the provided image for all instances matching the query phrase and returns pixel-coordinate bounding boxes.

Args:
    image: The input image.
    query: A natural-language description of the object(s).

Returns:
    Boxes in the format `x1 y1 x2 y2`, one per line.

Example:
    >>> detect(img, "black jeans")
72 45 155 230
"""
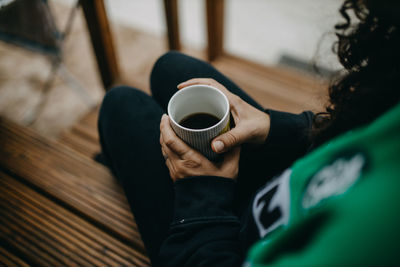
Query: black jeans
98 51 277 264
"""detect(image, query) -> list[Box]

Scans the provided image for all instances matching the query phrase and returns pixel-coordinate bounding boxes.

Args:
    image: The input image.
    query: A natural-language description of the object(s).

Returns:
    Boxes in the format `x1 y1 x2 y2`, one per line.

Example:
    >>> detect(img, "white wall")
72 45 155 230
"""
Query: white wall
55 0 343 70
225 0 342 69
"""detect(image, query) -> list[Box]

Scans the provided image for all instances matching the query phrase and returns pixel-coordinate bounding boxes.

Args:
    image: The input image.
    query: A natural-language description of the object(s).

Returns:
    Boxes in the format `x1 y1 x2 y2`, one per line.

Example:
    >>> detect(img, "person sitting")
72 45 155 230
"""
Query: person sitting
97 0 400 265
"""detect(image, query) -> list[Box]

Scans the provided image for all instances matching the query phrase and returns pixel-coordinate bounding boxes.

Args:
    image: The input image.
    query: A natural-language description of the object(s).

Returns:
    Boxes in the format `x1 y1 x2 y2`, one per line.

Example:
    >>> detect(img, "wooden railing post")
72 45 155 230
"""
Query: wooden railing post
80 0 119 90
206 0 224 61
163 0 181 51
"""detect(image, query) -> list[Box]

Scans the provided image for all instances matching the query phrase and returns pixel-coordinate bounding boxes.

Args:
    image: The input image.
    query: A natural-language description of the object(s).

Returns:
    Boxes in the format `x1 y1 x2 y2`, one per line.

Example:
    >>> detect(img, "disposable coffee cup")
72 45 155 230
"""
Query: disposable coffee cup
167 85 230 161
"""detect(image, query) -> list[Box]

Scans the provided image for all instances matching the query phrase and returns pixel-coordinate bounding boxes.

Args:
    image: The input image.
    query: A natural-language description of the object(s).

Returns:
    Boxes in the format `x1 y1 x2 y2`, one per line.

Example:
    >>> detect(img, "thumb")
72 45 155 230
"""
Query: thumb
212 127 246 153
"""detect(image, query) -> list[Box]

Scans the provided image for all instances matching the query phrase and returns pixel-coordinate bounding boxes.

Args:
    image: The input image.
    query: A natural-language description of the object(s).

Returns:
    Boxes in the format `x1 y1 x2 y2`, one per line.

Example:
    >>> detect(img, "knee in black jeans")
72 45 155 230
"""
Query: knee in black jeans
98 86 165 177
150 51 264 111
150 51 194 109
100 86 149 121
98 86 143 172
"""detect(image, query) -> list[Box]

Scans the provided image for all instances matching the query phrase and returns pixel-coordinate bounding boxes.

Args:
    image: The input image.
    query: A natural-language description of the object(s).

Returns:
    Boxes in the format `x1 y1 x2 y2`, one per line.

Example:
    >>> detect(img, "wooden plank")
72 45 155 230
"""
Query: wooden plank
206 0 224 61
69 121 99 144
59 131 100 159
0 246 30 267
216 54 325 94
0 171 150 266
212 55 328 113
80 105 100 129
59 106 100 159
80 0 120 90
163 0 181 50
0 118 145 253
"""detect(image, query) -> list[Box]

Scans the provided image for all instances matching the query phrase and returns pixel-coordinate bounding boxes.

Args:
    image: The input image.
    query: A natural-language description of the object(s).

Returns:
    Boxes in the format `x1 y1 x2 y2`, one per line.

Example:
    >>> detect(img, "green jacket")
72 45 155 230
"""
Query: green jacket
246 102 400 266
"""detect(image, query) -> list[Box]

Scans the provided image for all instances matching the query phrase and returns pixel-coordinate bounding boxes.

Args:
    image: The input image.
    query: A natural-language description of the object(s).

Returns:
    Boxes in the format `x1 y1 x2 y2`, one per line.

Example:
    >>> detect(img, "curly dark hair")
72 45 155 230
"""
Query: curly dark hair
312 0 400 146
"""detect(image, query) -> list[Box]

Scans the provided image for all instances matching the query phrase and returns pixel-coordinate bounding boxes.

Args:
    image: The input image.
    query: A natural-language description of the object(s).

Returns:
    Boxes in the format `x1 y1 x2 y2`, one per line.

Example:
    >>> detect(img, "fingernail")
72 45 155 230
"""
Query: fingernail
177 81 187 88
213 140 224 153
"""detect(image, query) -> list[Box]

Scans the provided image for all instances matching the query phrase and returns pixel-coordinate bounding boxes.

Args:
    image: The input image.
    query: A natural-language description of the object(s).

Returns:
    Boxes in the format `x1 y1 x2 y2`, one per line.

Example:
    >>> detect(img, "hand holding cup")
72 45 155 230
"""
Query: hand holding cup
167 83 231 161
177 78 271 153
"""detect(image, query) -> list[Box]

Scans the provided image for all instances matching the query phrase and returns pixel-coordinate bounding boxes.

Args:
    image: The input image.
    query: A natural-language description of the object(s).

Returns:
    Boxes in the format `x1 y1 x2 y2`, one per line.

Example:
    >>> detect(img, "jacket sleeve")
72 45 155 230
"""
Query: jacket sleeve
252 109 315 175
157 176 243 267
265 109 314 153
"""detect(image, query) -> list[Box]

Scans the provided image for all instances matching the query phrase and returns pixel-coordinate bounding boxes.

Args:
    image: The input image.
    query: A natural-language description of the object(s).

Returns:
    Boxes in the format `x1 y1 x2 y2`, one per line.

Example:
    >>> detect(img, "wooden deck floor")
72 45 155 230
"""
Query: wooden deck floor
0 116 150 266
0 54 327 266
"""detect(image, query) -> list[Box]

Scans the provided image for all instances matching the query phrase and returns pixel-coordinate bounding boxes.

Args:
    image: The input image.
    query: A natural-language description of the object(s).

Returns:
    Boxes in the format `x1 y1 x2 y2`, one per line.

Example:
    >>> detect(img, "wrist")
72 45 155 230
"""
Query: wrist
255 113 270 143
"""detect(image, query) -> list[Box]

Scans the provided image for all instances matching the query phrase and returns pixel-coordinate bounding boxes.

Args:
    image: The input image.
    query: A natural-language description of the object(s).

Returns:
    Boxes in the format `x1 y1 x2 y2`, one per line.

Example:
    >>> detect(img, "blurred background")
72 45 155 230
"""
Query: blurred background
99 0 342 69
0 0 342 138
